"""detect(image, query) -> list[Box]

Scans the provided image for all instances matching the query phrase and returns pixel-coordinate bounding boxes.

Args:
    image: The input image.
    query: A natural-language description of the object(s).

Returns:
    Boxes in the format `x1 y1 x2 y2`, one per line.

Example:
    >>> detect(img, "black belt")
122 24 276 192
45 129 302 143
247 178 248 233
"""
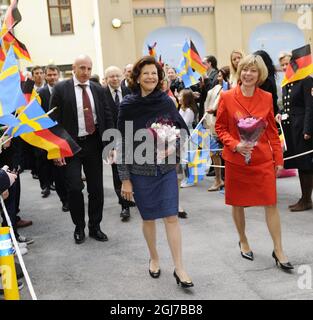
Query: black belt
77 130 98 141
77 127 99 141
77 135 90 141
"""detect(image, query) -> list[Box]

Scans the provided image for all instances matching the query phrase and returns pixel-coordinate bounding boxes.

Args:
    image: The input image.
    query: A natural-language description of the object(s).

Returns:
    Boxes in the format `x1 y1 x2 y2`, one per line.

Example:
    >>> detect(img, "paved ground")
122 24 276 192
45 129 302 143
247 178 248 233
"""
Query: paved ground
12 166 313 300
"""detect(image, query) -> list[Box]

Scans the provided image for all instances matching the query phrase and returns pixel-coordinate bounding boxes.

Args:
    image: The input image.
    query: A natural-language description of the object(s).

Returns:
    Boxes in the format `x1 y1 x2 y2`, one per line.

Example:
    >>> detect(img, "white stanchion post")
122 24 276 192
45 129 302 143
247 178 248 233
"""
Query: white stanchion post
0 196 37 300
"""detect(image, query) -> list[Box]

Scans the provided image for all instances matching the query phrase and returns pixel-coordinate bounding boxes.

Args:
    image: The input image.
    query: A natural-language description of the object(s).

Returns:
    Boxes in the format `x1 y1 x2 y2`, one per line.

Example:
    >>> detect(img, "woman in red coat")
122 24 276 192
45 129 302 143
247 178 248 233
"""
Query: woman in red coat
215 54 293 270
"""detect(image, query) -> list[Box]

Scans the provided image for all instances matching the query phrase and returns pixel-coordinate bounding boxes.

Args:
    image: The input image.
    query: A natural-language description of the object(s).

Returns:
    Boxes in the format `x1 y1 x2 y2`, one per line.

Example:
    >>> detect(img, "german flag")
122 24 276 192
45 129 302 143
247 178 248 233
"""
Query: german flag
0 0 22 38
3 32 31 62
0 41 5 71
282 44 313 87
21 78 37 103
189 40 207 75
21 125 81 160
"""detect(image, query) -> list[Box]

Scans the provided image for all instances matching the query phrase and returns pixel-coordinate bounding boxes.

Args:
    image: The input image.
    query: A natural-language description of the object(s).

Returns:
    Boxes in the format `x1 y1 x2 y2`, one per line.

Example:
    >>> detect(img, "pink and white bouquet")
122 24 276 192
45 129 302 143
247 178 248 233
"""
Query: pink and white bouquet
237 116 267 164
148 121 180 162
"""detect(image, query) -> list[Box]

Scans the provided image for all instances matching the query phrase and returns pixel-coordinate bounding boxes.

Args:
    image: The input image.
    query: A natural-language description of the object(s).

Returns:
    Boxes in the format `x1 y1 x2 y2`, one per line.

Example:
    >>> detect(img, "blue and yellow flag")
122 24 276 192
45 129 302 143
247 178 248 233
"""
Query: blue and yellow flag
6 98 57 137
209 136 222 156
191 123 210 149
187 149 210 184
0 113 19 127
181 66 199 88
176 41 200 88
0 46 26 116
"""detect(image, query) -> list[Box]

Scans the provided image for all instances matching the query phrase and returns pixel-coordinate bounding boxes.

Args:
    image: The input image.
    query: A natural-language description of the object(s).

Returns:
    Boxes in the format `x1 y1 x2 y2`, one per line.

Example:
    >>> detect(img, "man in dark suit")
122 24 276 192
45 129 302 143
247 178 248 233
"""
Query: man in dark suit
103 66 134 222
50 55 114 244
191 55 218 119
38 65 69 211
120 64 133 94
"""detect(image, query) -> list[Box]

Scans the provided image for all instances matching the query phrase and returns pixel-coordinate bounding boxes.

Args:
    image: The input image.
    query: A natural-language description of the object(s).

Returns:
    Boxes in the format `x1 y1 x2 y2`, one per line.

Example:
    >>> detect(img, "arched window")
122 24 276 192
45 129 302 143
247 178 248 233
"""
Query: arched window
249 22 305 65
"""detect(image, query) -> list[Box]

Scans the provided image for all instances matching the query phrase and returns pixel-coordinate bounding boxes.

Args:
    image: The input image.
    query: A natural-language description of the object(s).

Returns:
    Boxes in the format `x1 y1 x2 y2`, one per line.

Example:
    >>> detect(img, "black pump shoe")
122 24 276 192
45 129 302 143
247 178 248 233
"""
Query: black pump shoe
173 270 194 288
239 242 254 261
272 251 294 270
149 260 160 279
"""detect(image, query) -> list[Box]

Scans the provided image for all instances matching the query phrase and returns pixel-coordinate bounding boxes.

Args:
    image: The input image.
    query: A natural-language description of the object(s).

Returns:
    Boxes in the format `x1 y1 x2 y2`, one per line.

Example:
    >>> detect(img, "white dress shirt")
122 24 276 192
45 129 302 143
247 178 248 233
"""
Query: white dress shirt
73 76 97 137
47 84 53 95
34 83 45 92
109 85 123 104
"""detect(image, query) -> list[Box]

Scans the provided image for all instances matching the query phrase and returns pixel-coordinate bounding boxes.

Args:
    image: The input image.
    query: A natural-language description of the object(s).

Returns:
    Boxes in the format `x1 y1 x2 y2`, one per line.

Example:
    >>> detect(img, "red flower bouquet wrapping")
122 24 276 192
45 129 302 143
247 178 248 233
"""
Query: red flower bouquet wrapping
237 117 267 164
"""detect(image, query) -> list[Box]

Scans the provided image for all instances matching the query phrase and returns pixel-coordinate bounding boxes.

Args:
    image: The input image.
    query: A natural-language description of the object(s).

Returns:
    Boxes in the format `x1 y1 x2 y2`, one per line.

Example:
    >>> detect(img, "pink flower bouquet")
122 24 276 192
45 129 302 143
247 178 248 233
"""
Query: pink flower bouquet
148 122 180 163
237 117 267 164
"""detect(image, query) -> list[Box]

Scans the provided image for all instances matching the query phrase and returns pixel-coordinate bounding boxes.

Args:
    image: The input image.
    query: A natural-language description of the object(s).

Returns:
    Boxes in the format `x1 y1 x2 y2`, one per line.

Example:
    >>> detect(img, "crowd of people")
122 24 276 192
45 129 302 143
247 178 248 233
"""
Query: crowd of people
0 45 312 294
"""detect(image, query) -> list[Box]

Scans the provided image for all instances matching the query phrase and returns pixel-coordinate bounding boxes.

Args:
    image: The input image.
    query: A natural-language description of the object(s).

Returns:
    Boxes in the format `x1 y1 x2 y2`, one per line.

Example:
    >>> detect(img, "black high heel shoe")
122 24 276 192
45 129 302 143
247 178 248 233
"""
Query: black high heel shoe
239 242 254 261
173 270 194 288
272 251 294 270
149 260 161 279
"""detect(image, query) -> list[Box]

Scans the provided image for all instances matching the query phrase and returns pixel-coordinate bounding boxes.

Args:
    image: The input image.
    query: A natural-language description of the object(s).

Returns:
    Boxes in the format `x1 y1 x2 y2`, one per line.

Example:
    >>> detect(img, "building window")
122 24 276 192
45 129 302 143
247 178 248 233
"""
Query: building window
47 0 74 35
0 0 10 24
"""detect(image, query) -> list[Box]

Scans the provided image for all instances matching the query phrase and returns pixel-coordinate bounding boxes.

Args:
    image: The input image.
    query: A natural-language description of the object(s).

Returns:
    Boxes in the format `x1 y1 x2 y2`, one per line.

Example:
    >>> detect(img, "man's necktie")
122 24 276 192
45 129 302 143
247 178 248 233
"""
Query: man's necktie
78 84 96 135
114 89 120 107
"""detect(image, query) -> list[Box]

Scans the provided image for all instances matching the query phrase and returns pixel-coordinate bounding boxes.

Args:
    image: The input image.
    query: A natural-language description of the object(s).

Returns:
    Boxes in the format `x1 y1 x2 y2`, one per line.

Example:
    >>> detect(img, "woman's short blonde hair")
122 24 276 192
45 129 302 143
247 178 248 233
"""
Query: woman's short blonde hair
236 54 268 87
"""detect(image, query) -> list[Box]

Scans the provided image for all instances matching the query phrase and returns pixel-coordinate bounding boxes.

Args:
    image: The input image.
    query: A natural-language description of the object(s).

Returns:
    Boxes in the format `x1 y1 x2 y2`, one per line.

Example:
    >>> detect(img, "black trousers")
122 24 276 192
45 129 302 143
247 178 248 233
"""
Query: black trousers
111 163 133 208
54 165 68 205
36 149 54 190
65 132 103 230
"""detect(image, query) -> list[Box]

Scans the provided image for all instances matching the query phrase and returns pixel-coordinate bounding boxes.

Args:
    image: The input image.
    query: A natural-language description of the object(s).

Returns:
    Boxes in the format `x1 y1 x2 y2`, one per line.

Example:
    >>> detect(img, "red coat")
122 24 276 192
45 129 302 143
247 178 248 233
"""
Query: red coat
215 85 283 167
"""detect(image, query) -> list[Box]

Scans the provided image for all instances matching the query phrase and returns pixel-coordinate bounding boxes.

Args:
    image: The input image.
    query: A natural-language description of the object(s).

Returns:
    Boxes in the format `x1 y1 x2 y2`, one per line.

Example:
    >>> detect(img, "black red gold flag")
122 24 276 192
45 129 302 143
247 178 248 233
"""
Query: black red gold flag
3 32 31 62
0 0 22 38
282 44 313 87
189 40 207 75
21 125 81 160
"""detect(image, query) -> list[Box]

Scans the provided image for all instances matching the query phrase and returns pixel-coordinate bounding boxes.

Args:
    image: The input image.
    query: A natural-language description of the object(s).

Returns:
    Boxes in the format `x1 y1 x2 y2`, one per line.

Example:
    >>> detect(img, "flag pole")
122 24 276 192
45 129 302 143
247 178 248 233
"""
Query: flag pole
188 112 208 140
278 120 287 151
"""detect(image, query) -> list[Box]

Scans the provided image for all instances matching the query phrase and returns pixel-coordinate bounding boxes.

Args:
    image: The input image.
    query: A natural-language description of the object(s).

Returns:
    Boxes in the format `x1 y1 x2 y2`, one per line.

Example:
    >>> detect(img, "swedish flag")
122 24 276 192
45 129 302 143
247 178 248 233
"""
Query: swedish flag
187 149 210 184
209 136 222 156
0 46 26 116
191 123 210 149
6 98 57 137
176 41 200 88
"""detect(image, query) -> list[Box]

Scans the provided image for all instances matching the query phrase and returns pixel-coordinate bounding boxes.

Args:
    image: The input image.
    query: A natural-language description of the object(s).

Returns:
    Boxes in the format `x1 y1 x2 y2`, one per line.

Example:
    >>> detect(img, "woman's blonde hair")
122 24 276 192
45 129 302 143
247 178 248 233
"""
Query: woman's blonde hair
278 51 292 62
230 49 244 75
236 54 268 87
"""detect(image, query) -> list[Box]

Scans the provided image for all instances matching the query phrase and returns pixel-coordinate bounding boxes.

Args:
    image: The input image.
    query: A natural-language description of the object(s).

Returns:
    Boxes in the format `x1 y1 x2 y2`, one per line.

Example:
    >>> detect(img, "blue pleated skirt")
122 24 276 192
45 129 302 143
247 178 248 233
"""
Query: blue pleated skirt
130 168 178 220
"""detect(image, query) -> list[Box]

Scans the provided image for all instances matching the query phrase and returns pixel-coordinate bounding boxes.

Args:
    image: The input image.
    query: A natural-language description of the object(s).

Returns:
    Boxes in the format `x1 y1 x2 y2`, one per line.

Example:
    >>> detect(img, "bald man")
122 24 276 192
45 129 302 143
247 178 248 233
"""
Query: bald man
50 55 114 244
103 66 134 221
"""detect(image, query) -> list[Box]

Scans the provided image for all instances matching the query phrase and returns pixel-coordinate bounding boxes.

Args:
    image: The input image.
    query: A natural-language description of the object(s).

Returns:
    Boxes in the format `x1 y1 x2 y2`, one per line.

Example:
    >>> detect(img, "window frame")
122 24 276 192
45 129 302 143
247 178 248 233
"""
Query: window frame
47 0 74 36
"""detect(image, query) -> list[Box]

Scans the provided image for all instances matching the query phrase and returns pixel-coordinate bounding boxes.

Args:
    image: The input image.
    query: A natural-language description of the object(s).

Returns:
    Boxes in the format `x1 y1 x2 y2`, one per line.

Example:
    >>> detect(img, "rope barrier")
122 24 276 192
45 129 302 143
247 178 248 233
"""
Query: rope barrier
182 148 313 169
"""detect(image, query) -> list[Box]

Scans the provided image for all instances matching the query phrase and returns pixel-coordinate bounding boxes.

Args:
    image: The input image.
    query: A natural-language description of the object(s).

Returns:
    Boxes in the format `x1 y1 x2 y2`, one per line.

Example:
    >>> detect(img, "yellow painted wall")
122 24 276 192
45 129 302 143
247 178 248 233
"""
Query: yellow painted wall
180 14 216 56
214 0 243 67
99 0 137 71
133 16 167 59
242 11 272 54
12 0 312 74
